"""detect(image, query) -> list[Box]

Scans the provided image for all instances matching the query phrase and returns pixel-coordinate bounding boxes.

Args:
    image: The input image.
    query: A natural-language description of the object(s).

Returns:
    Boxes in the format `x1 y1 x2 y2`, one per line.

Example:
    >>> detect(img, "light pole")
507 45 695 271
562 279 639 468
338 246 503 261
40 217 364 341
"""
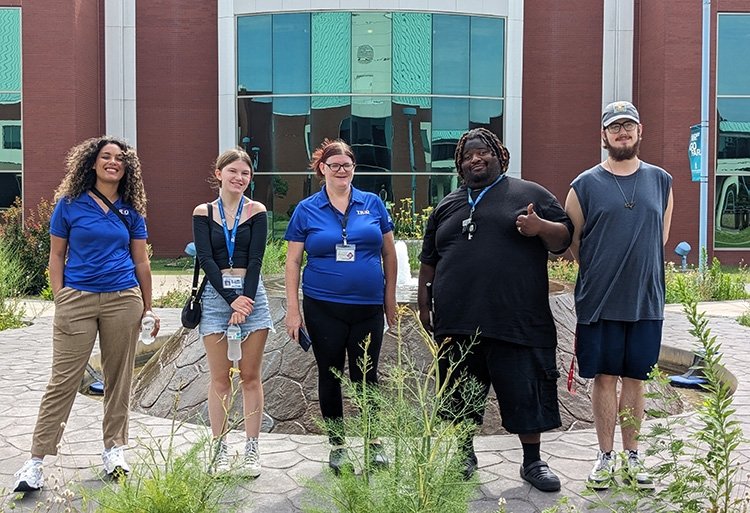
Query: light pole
698 0 711 270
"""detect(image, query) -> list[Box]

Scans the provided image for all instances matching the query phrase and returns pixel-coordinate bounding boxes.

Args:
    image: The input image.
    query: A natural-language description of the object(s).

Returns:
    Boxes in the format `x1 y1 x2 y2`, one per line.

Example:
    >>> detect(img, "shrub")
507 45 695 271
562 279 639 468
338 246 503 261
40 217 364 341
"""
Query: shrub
665 256 748 304
391 198 432 240
547 257 578 283
262 238 287 275
0 197 54 295
0 240 26 330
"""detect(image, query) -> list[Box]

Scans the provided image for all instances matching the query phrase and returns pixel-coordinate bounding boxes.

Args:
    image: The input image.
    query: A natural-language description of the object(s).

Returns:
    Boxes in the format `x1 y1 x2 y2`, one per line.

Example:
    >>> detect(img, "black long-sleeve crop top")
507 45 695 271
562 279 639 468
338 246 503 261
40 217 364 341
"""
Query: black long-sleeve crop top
192 203 267 305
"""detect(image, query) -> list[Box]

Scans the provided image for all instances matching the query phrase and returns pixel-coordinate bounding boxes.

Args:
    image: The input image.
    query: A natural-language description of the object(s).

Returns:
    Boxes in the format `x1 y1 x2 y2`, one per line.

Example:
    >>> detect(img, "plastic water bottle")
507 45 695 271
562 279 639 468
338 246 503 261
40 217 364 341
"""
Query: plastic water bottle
140 312 156 345
226 324 243 361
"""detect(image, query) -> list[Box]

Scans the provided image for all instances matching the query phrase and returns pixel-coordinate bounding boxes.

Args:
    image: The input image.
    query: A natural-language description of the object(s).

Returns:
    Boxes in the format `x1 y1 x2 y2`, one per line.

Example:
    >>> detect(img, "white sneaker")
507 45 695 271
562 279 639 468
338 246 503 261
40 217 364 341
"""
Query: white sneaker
625 450 655 490
586 451 615 490
13 459 44 492
102 446 130 476
240 438 261 478
211 439 230 474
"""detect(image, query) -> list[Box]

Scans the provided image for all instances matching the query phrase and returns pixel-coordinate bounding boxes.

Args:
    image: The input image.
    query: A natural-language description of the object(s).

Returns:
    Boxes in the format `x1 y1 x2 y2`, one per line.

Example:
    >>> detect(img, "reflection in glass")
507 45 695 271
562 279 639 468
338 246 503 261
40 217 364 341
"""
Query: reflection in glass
717 15 750 96
0 172 20 207
715 99 750 249
236 11 506 222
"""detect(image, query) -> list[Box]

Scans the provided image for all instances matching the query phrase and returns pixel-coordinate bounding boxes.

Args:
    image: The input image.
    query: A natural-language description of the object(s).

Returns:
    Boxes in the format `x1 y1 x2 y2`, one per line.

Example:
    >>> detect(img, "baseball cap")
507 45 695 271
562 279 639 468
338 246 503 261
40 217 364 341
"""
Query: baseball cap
601 101 640 127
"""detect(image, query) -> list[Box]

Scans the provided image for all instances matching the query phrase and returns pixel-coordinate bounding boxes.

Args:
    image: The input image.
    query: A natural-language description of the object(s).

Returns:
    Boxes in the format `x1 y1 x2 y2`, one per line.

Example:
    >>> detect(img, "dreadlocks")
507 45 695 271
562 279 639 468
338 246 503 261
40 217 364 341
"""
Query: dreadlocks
454 128 510 181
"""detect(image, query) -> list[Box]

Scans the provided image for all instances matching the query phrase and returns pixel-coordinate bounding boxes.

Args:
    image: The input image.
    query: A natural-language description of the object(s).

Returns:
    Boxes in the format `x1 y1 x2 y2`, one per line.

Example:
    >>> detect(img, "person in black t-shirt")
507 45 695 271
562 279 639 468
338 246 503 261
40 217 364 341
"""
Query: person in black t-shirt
417 128 572 492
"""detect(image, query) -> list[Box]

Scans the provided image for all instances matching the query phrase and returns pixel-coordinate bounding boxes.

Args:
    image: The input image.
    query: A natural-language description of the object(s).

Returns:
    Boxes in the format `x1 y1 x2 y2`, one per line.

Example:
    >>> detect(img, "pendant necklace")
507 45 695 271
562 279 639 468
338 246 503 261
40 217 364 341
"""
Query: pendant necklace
608 162 639 209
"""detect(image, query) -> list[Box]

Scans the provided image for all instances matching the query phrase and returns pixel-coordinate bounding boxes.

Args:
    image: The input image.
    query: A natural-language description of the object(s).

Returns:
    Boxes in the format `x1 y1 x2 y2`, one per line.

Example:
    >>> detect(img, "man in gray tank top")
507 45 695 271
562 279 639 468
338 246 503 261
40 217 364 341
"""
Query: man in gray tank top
565 101 674 491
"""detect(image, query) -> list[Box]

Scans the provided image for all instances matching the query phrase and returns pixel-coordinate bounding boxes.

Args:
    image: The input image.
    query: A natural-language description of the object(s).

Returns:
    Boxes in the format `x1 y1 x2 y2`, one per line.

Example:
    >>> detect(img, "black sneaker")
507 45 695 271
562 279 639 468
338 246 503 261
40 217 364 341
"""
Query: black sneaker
520 460 561 492
329 447 354 475
462 451 478 480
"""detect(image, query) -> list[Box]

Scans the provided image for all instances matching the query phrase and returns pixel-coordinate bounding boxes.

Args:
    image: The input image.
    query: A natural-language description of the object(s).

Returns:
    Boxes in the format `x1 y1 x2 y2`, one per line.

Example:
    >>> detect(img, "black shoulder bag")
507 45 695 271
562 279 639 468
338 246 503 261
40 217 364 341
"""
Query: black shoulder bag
181 204 209 329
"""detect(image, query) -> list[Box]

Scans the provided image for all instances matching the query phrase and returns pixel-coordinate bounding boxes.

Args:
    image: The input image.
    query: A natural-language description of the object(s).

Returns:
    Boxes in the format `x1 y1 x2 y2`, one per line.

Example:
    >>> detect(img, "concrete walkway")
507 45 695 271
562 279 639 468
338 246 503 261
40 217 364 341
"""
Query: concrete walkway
1 294 749 512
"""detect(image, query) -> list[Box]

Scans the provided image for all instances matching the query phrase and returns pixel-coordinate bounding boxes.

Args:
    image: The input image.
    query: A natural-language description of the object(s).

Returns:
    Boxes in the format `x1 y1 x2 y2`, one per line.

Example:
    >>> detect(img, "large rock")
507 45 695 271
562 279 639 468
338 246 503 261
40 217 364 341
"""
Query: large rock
131 279 683 435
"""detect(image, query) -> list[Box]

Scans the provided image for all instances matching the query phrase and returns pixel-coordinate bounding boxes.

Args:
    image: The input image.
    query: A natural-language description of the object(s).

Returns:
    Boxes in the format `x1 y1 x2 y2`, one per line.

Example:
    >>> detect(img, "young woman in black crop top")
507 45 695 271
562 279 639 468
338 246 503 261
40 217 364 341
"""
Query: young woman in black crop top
192 148 274 477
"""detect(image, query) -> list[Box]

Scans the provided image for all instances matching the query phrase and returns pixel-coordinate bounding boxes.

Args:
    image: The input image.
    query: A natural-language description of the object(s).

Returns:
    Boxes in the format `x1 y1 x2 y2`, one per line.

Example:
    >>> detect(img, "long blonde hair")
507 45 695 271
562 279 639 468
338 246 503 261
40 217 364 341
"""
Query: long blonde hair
54 136 148 216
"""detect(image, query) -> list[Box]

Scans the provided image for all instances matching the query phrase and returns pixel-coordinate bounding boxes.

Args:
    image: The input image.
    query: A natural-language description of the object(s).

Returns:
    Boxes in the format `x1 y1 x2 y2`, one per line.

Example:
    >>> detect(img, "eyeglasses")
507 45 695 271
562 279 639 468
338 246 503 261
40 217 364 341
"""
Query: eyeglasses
605 121 638 134
324 162 355 172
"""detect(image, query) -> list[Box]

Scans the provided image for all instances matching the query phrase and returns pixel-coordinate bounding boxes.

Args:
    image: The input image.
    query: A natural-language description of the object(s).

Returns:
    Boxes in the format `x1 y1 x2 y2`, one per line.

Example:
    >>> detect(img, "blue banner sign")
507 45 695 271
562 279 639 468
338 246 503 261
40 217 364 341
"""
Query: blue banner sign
689 124 701 182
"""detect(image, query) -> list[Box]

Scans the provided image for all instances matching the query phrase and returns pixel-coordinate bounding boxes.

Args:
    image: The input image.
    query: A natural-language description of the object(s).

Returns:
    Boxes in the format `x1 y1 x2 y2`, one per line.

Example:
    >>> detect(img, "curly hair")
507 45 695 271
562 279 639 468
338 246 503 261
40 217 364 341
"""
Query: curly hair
454 128 510 182
54 136 147 216
309 138 355 180
207 147 254 190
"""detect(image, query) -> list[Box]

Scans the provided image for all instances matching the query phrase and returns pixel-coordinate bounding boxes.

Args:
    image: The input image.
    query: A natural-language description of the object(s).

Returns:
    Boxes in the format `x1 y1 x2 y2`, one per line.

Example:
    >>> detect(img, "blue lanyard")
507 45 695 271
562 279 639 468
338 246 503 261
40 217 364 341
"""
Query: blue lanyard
467 174 505 214
217 196 244 268
325 187 353 244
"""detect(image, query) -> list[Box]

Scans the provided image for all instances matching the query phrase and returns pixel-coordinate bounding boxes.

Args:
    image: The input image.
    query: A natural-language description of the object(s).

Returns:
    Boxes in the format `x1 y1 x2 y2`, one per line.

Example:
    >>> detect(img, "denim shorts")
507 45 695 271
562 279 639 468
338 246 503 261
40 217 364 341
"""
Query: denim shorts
198 278 275 338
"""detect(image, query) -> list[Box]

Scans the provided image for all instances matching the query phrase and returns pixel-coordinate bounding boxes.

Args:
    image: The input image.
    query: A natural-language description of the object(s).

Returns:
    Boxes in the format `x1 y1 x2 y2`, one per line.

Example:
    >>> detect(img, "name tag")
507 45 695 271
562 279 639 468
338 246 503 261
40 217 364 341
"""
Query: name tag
222 274 243 290
335 243 356 262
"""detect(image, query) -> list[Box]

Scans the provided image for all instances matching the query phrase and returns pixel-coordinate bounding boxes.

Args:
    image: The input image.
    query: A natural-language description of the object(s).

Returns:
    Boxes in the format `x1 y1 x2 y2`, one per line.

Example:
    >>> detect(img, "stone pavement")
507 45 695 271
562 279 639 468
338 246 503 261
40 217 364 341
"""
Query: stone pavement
1 295 748 512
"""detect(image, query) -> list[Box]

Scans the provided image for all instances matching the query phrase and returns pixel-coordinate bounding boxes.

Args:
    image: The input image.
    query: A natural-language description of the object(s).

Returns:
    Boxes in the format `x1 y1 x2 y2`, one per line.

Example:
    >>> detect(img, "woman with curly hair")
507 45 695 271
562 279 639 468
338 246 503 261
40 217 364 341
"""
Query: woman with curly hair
13 136 157 493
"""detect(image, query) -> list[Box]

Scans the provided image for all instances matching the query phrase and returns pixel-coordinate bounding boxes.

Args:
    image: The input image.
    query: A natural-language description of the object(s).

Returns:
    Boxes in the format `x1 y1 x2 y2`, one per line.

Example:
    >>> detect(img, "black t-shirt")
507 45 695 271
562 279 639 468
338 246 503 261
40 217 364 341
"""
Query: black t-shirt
420 176 573 347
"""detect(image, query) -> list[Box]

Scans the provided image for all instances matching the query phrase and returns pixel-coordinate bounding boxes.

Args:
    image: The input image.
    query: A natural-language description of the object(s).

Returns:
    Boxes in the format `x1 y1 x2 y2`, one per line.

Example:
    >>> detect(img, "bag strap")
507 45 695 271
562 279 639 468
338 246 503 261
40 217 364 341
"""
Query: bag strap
91 187 130 228
192 202 211 297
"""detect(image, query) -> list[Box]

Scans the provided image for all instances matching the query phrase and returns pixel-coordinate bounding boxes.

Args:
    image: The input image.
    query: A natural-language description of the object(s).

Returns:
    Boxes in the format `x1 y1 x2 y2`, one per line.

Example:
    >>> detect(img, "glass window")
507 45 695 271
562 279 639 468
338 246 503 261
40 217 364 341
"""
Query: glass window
236 11 505 226
715 15 750 249
433 15 470 96
393 12 431 108
2 124 20 149
470 17 504 98
237 15 272 95
717 15 750 96
0 8 21 209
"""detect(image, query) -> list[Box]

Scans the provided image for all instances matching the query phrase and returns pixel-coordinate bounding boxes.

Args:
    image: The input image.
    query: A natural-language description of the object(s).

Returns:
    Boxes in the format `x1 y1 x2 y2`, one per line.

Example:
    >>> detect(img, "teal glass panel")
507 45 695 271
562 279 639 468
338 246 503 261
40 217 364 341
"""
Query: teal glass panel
237 15 272 95
470 17 504 97
393 12 431 108
718 15 750 96
0 8 20 92
273 14 311 95
351 12 391 97
715 98 750 249
433 15 469 95
312 12 350 101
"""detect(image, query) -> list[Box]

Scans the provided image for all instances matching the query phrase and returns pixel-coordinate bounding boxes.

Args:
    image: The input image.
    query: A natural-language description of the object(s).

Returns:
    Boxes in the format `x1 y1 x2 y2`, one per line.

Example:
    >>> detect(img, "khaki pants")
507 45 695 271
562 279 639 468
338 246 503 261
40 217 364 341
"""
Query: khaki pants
31 286 143 456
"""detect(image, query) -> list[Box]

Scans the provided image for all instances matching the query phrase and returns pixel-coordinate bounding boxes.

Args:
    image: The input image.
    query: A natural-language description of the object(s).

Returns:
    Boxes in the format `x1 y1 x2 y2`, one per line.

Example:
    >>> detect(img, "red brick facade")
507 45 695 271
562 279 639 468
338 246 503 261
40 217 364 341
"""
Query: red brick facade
12 1 750 263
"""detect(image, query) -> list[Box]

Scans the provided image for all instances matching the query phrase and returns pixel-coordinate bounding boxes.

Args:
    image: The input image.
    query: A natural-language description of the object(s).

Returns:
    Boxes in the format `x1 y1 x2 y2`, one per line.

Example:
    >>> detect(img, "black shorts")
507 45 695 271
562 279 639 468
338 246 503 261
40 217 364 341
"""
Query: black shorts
576 319 663 380
438 335 561 435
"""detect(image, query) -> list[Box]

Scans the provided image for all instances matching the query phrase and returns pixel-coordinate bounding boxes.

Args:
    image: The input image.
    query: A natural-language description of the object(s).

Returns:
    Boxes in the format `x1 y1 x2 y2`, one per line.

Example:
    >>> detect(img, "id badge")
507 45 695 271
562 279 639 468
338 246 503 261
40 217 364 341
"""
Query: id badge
222 273 243 290
335 243 356 262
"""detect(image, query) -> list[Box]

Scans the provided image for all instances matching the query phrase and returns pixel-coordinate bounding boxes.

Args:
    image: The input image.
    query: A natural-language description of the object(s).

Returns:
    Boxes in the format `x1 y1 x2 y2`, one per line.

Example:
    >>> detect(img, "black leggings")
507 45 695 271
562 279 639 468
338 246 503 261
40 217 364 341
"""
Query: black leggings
303 296 384 444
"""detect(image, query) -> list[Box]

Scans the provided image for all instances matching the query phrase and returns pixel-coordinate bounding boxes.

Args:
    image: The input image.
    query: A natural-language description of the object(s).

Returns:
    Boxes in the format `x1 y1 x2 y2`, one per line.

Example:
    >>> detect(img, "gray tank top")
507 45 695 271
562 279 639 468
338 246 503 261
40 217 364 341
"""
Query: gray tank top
571 162 672 324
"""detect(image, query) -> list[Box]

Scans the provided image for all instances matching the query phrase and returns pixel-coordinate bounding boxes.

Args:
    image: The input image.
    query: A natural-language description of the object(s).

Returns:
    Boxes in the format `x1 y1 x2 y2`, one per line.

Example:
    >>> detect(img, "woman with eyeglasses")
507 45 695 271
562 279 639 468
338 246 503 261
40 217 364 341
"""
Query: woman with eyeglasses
284 138 397 474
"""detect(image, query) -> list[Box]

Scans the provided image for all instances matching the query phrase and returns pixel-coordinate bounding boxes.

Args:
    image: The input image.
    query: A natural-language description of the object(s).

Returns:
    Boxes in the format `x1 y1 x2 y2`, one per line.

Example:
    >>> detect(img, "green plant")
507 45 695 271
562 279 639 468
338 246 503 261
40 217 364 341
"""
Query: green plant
665 255 748 304
153 287 190 308
391 198 432 240
0 197 54 296
262 238 287 275
302 306 482 513
738 309 750 328
0 240 26 330
547 257 578 283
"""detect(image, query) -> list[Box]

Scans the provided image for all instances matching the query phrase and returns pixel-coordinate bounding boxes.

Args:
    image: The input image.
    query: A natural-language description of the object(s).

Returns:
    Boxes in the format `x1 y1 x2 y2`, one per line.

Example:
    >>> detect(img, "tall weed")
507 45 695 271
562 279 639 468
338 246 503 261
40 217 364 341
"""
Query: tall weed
0 240 26 330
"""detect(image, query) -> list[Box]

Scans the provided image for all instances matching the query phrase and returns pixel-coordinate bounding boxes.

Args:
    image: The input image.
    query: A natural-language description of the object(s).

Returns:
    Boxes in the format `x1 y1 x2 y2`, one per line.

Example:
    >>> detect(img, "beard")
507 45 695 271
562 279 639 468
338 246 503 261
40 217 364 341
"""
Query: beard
603 135 641 161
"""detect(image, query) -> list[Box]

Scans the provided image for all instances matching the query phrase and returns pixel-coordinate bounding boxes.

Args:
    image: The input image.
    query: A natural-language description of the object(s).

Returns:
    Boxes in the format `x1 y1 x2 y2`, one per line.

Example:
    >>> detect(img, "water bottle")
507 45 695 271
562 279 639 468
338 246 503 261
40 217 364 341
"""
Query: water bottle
226 324 243 361
140 312 156 345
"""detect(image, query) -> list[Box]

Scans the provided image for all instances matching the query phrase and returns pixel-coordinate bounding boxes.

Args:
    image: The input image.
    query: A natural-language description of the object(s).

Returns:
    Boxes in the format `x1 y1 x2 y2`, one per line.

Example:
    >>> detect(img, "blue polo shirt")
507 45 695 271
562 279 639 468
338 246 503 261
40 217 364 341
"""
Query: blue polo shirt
284 186 393 304
50 194 148 292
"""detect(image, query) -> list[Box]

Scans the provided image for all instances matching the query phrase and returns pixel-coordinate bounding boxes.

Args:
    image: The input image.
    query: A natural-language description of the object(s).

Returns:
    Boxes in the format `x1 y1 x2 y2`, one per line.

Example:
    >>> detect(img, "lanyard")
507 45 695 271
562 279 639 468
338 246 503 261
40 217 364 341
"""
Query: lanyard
325 188 353 245
467 174 505 214
217 196 244 268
